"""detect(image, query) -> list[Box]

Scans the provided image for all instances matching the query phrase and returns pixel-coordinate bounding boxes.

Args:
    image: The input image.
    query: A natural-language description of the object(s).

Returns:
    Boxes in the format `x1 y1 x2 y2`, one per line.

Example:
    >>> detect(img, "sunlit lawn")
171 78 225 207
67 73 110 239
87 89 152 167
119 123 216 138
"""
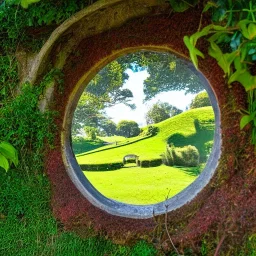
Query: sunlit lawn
84 165 197 205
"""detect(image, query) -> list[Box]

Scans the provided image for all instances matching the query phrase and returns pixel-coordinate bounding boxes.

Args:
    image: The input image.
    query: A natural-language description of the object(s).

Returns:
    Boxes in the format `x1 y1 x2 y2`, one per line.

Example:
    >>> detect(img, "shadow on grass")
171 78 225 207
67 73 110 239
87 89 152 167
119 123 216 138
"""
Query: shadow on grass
176 165 204 176
167 119 214 162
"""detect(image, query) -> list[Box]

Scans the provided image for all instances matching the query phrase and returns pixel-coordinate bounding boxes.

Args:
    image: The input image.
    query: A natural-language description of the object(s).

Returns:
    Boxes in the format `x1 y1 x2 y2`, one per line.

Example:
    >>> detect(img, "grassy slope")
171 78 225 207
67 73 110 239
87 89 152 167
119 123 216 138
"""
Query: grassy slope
77 107 214 164
84 165 198 204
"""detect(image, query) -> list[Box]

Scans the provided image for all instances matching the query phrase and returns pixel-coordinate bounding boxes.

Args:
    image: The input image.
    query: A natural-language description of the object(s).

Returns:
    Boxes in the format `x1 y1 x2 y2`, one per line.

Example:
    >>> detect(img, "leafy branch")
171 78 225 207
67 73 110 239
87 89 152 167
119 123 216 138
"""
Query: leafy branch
183 1 256 148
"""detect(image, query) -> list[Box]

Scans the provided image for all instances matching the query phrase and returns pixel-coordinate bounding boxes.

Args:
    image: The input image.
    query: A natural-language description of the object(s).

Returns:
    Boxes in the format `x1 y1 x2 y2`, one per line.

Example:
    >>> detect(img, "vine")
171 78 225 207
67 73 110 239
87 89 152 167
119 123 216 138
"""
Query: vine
180 0 256 148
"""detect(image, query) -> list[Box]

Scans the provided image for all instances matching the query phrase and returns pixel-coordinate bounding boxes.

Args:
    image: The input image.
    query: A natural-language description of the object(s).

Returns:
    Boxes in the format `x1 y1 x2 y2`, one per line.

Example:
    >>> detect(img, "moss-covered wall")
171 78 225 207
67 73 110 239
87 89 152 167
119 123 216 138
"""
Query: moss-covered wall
43 4 256 253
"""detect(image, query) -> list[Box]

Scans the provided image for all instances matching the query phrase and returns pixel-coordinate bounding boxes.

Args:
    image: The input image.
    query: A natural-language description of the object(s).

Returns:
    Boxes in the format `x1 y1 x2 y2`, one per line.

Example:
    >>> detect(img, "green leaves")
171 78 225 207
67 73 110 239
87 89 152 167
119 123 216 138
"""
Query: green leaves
240 113 256 129
0 141 18 172
208 41 238 77
20 0 41 8
183 36 205 69
238 20 256 40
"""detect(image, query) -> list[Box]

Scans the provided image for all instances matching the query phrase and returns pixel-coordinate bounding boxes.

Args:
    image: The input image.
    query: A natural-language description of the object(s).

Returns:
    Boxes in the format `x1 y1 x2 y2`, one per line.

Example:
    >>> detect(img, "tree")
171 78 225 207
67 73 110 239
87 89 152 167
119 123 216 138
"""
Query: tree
146 101 182 124
118 51 204 101
190 91 211 109
116 120 140 138
72 60 135 135
100 119 117 136
84 126 97 140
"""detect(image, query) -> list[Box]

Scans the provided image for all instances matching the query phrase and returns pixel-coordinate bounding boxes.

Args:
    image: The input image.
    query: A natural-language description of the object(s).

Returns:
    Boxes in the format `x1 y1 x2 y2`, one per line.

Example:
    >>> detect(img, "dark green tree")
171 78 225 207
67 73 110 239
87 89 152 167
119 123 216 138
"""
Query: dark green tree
100 118 117 136
146 101 182 124
116 120 140 138
190 91 211 109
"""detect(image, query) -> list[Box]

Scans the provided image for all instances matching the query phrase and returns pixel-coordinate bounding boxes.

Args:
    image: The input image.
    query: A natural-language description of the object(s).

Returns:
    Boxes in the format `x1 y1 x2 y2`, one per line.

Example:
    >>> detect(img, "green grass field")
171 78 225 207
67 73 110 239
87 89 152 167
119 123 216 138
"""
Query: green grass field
76 107 215 164
84 165 198 204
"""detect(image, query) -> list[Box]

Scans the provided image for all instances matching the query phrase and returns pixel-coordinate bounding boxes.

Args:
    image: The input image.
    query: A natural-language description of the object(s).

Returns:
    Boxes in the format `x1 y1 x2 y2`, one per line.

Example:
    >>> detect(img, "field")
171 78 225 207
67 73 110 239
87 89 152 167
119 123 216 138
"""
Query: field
84 165 200 204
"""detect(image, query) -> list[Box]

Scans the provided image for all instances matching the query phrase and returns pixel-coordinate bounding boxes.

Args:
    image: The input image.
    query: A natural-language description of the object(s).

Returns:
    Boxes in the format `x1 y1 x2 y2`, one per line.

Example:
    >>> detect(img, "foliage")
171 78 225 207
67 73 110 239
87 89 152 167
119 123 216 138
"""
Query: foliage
80 162 124 171
0 79 57 153
139 158 162 168
0 0 98 104
84 126 97 140
72 61 133 135
183 0 256 147
146 101 182 125
0 169 157 255
0 141 18 172
116 120 140 138
99 119 117 136
162 144 200 167
190 91 211 109
140 125 159 137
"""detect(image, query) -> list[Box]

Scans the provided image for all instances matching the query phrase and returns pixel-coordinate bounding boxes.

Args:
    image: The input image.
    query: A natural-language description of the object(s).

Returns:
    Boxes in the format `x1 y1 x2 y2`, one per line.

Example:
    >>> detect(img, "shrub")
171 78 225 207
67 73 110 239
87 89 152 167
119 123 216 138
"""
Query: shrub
162 144 200 167
205 140 214 157
190 91 211 109
161 145 174 166
140 158 162 168
80 162 123 171
140 125 159 137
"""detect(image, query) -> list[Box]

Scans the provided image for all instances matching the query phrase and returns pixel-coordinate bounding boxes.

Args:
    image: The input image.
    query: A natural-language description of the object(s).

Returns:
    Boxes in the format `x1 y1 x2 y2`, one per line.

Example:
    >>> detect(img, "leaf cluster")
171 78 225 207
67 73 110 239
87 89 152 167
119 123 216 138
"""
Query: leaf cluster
0 71 58 167
183 0 256 147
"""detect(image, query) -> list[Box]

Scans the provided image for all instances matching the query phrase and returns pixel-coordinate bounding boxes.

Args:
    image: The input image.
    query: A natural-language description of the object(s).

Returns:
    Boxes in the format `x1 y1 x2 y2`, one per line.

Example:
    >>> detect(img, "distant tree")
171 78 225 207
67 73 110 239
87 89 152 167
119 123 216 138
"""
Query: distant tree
190 91 211 109
100 119 117 136
116 120 140 138
146 101 182 124
84 126 97 140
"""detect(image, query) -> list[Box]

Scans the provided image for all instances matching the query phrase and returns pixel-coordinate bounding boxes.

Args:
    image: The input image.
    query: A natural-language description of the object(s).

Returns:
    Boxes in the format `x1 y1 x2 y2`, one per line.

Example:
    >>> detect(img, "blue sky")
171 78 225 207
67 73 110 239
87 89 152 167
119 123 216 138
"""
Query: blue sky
105 69 197 127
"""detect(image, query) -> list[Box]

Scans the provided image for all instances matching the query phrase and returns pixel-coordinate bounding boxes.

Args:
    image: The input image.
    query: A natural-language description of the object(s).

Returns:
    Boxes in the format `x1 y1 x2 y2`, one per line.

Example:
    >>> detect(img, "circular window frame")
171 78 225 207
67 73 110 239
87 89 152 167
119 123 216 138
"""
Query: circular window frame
61 47 221 219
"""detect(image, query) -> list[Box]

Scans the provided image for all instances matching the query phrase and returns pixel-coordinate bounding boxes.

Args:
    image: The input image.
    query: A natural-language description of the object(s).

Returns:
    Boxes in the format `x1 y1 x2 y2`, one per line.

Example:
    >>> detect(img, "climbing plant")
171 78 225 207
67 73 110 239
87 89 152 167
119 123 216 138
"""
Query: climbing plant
180 0 256 147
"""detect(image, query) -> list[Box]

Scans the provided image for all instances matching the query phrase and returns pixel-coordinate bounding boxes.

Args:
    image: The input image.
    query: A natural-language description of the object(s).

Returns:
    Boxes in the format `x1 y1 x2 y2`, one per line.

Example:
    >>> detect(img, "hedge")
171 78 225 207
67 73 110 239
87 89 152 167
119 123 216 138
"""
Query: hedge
80 162 124 171
139 158 162 168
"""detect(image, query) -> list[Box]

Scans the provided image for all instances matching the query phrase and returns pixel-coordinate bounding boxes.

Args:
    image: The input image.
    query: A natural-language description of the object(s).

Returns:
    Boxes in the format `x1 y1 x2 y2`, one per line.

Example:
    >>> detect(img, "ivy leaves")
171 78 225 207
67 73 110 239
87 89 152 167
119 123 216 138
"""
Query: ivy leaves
0 141 18 172
183 14 256 146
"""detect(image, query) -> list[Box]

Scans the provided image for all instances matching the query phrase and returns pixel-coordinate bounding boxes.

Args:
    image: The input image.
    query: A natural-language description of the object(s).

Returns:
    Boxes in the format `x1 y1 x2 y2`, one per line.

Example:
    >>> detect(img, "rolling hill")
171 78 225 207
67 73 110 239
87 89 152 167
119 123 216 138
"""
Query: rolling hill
76 106 215 165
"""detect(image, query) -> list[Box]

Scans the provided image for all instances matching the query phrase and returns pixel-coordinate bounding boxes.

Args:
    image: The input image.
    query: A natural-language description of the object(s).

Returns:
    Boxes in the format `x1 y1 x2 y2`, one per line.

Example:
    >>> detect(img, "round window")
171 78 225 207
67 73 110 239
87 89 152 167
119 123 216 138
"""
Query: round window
63 50 221 218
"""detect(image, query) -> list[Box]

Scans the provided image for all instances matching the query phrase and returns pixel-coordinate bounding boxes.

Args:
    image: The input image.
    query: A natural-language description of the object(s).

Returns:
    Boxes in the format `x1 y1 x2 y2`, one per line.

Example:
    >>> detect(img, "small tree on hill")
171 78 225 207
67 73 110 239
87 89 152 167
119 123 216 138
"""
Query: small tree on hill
100 119 117 136
146 101 182 124
116 120 140 138
190 91 211 109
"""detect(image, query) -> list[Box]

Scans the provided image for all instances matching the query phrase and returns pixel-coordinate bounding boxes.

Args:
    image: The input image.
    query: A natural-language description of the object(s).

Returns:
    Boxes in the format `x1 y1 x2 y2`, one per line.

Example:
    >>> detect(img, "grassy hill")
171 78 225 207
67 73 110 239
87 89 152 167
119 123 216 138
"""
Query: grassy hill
76 107 215 165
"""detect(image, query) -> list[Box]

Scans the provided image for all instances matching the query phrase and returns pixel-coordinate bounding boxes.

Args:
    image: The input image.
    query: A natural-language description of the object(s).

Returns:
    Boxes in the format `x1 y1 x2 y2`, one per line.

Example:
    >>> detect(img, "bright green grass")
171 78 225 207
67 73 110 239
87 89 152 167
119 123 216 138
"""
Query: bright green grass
84 165 197 204
0 169 157 256
77 107 214 164
98 135 126 143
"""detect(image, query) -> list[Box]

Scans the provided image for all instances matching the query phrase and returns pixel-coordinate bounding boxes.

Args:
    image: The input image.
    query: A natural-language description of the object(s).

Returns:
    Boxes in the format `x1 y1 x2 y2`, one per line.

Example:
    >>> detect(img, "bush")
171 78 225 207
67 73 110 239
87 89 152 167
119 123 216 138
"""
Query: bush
205 140 214 157
161 145 174 166
80 162 123 171
140 125 159 137
140 158 162 168
162 144 200 167
190 91 211 109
